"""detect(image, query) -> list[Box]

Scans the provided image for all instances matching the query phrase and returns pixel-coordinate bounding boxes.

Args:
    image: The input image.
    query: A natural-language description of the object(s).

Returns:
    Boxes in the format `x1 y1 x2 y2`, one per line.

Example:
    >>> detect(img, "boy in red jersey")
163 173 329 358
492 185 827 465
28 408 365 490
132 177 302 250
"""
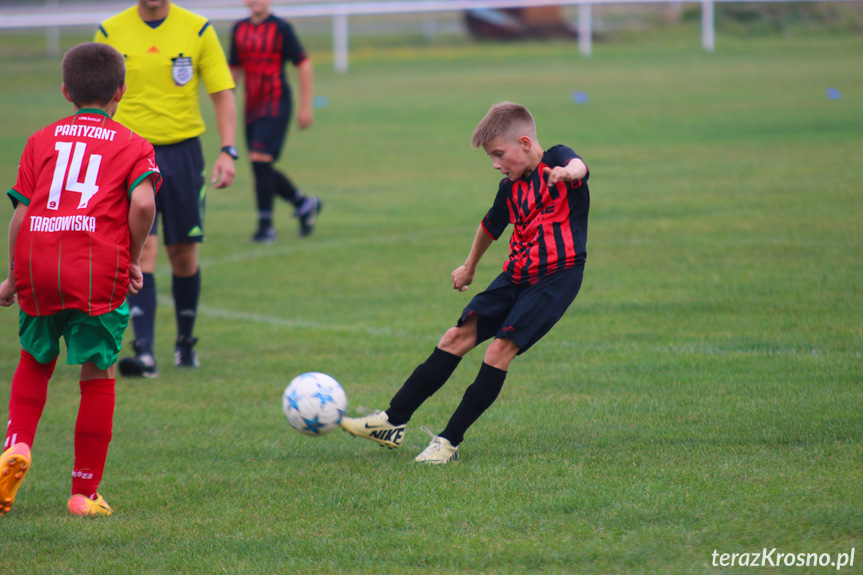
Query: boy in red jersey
230 0 322 242
341 102 589 463
0 43 160 516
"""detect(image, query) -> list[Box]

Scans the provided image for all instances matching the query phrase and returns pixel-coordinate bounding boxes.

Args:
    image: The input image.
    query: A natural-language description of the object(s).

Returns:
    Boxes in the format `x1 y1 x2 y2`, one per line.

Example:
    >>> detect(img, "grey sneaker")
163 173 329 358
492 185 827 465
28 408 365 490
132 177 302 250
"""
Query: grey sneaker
415 426 459 464
118 340 158 378
340 410 406 449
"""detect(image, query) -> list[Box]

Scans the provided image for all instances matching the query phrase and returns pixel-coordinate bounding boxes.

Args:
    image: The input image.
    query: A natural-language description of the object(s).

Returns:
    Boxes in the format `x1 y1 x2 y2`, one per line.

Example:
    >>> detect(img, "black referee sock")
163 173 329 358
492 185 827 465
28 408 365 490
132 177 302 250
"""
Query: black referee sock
128 272 156 355
386 347 462 426
439 362 507 447
172 268 200 341
272 169 304 208
252 161 276 214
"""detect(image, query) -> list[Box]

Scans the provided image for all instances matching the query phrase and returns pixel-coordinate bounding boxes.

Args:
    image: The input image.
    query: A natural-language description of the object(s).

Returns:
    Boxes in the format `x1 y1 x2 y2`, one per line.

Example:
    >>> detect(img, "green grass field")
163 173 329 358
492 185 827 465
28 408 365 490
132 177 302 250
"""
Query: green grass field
0 20 861 574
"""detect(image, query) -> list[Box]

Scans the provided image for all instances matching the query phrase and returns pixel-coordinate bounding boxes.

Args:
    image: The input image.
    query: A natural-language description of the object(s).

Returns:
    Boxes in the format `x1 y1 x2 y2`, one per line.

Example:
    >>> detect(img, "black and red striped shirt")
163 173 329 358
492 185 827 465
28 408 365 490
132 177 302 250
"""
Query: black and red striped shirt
481 145 590 285
229 14 307 122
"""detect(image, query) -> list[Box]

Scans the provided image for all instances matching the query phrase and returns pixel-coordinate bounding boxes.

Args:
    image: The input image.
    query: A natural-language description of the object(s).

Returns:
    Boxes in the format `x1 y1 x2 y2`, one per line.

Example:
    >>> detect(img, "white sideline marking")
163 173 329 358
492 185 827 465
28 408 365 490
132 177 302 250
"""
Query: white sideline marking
159 226 469 273
156 294 850 357
554 339 830 358
150 226 466 337
157 295 412 338
148 225 846 357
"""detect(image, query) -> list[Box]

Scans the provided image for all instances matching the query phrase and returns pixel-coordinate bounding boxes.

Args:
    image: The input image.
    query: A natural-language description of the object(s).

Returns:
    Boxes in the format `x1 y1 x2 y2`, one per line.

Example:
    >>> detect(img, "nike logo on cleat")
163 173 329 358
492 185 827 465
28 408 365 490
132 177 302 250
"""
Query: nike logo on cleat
369 428 404 445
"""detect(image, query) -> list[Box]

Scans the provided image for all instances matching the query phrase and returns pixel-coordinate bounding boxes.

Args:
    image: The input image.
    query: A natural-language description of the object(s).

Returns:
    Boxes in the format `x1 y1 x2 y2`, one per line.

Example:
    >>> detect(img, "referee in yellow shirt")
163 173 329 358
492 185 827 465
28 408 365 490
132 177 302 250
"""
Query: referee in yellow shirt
96 0 238 377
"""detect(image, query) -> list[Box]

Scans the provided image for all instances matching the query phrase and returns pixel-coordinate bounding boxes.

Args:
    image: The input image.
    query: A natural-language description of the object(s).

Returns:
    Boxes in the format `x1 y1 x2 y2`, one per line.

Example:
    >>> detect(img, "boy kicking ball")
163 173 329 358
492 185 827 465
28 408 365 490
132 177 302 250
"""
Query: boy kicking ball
341 102 591 463
0 43 160 516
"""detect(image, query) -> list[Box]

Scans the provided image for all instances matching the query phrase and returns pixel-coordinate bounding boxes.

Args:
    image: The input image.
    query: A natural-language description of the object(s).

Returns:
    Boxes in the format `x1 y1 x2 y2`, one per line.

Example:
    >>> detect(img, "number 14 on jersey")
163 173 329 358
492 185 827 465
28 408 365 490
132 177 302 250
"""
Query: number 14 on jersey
48 141 101 210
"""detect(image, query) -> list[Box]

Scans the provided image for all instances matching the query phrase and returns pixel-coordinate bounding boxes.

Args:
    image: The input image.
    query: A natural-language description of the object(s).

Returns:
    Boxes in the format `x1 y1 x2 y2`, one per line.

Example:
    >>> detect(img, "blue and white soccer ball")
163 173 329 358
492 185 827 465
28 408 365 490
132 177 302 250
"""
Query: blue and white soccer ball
282 372 348 436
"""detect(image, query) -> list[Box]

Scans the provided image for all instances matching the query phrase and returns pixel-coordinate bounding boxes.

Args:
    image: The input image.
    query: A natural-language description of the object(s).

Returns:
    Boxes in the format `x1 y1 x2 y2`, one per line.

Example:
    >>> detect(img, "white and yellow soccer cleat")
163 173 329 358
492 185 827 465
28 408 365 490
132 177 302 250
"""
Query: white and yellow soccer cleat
414 427 459 464
340 410 406 449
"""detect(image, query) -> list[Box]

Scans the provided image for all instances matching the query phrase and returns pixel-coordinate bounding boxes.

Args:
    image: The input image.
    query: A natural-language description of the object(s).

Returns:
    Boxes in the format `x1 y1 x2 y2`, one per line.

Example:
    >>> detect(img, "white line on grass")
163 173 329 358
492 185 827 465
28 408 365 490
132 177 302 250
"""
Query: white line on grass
156 226 468 274
596 237 852 247
157 295 412 338
555 339 832 357
148 227 847 357
156 294 857 357
149 227 468 338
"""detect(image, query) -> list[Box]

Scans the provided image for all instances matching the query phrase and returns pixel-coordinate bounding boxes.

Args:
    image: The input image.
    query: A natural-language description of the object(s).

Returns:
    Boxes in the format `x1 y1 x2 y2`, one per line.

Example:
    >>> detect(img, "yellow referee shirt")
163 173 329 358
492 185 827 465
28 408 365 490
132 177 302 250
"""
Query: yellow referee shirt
95 4 235 146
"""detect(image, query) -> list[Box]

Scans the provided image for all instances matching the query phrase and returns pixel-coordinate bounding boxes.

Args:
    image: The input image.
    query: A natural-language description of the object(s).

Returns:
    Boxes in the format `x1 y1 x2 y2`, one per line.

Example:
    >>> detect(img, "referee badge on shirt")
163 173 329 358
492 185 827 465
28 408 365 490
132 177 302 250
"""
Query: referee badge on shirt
171 55 193 86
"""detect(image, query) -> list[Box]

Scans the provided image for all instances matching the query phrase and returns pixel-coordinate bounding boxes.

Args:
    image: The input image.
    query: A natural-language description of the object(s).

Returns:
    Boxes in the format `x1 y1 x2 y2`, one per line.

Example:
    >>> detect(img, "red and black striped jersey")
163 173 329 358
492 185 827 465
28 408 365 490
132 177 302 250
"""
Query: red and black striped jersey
8 109 161 316
229 14 307 122
481 145 590 285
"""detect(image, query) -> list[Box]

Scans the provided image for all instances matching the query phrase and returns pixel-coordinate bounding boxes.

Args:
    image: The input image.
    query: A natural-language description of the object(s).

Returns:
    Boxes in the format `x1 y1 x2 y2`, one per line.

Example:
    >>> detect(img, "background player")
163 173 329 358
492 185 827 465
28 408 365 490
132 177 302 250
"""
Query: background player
230 0 322 243
0 43 159 516
95 0 237 377
340 102 590 463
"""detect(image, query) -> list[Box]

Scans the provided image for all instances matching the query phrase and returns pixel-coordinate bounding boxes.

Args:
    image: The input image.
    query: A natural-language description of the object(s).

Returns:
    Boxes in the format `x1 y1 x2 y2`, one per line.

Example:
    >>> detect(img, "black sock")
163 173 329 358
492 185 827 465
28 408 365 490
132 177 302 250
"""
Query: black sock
440 362 507 446
252 162 276 214
386 347 462 425
127 273 156 354
258 210 273 229
172 268 200 341
272 169 304 208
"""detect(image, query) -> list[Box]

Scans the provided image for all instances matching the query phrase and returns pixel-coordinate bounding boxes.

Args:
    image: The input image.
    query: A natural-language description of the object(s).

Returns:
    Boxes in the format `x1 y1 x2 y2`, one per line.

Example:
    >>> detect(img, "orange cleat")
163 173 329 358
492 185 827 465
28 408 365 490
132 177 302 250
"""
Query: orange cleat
68 493 113 517
0 443 32 516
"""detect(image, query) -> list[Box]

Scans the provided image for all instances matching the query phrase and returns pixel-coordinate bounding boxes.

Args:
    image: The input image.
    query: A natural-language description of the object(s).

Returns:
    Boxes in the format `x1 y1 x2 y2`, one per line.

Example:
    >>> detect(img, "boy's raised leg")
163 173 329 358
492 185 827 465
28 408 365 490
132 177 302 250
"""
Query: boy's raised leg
386 347 462 424
340 347 461 448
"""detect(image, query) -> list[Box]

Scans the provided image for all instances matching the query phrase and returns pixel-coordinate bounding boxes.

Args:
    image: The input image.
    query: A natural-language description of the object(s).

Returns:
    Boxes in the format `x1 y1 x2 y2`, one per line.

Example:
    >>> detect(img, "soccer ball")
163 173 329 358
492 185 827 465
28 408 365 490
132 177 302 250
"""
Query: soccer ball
282 372 347 436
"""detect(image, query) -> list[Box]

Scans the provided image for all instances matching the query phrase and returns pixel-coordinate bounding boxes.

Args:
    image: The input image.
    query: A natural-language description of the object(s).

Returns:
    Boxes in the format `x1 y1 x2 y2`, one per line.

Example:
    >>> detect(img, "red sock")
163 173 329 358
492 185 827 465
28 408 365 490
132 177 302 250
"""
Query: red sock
4 350 56 451
71 378 115 498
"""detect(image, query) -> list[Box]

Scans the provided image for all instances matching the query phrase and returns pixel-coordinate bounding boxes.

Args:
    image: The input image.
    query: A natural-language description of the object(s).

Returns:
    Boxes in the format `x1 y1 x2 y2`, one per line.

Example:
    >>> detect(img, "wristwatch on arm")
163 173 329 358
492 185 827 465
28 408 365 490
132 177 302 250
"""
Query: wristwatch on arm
220 145 239 160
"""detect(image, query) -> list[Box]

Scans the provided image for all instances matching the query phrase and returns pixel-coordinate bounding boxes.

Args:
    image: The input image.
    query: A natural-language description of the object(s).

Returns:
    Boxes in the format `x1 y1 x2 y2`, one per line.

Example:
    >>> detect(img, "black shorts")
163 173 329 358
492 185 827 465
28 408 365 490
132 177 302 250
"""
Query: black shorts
459 265 584 355
152 138 206 246
245 112 290 161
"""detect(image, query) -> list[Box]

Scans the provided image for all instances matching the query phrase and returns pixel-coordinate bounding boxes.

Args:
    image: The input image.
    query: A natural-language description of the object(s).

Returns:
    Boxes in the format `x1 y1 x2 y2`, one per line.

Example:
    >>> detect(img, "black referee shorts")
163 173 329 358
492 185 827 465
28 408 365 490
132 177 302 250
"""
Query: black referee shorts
458 265 584 355
152 138 206 246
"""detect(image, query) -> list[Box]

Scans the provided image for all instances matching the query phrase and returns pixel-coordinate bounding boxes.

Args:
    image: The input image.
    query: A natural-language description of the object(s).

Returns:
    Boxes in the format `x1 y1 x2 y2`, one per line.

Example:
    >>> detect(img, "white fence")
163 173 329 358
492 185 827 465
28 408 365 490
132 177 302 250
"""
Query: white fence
1 0 859 72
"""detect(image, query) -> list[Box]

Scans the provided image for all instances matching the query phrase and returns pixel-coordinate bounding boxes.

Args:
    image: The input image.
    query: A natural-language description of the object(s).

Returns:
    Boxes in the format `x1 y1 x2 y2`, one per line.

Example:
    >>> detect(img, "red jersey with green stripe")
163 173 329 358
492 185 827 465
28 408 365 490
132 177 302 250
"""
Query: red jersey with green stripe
8 109 161 317
481 145 590 285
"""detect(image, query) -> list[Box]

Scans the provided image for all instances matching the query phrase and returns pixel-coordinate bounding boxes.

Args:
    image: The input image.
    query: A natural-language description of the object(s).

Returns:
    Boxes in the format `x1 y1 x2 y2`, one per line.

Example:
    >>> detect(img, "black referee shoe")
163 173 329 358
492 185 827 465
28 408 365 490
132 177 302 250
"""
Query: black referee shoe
118 340 158 378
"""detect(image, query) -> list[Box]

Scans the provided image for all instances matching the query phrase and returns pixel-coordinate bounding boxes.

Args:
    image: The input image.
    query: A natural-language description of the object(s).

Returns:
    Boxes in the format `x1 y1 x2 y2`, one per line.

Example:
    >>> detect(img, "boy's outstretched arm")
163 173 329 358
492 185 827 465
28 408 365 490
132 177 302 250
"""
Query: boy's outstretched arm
127 180 156 295
452 224 495 292
0 203 26 307
543 158 588 186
